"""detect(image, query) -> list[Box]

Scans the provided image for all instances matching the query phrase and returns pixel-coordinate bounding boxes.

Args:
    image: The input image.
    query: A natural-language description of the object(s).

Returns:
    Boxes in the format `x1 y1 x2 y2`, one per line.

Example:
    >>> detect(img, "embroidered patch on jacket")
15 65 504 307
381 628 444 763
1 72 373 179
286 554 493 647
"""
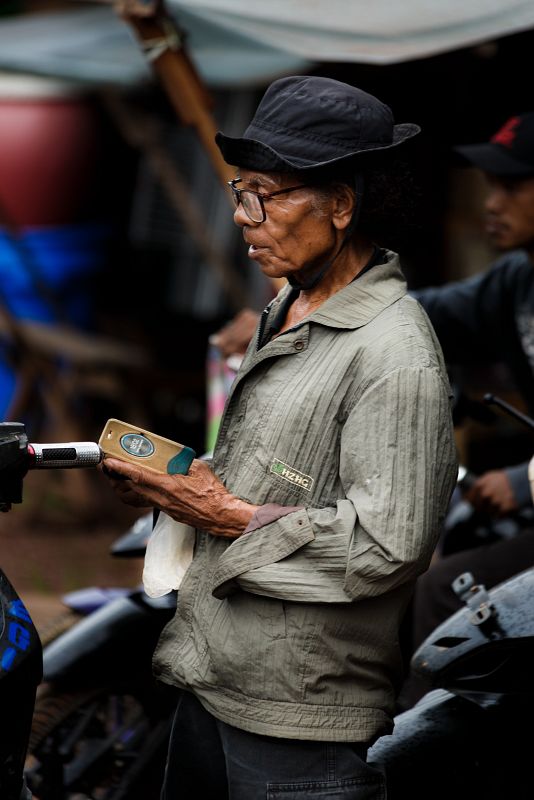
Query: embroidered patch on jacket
270 459 314 491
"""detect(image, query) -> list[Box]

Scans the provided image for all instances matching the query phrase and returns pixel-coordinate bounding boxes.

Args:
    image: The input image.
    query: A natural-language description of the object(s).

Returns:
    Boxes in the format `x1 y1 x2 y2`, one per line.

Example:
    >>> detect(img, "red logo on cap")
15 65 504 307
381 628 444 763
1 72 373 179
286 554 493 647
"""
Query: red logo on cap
491 116 520 148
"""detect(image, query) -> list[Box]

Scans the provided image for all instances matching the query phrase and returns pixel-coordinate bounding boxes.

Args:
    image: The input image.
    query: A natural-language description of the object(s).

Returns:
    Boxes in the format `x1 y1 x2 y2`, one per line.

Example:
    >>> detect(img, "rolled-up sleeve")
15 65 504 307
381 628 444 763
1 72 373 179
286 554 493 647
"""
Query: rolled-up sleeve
211 366 458 603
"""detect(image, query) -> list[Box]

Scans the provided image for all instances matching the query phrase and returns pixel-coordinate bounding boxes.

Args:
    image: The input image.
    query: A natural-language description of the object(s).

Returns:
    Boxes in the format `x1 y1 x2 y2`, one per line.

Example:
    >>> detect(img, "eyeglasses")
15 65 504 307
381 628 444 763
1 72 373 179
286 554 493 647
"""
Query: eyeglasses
227 179 307 223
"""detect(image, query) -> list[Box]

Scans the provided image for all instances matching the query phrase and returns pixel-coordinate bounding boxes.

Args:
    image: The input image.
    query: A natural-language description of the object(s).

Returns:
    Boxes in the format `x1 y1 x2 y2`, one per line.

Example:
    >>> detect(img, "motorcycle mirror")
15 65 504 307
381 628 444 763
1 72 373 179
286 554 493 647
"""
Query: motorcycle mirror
483 394 534 431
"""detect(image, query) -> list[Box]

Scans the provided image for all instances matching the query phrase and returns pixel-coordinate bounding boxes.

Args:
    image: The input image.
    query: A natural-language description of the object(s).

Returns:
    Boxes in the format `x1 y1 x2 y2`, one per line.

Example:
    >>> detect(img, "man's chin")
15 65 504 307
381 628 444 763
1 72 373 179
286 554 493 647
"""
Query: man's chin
489 235 534 254
487 231 515 252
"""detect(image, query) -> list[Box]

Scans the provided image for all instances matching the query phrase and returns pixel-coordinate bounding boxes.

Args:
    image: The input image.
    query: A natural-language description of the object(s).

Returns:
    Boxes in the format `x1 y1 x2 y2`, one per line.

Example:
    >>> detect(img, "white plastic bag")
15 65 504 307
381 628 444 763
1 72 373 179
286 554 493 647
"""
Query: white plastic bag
142 512 195 598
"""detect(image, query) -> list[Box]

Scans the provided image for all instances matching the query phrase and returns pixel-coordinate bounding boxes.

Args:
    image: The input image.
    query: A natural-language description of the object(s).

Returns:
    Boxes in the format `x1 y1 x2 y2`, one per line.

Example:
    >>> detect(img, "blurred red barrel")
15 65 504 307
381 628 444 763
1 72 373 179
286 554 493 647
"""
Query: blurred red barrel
0 73 101 227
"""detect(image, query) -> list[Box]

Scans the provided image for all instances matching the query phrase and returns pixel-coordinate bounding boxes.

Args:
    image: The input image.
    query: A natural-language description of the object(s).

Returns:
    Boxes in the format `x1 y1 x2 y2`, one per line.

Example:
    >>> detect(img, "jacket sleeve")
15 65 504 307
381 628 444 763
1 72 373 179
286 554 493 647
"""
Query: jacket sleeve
505 462 533 508
211 365 458 603
412 261 513 365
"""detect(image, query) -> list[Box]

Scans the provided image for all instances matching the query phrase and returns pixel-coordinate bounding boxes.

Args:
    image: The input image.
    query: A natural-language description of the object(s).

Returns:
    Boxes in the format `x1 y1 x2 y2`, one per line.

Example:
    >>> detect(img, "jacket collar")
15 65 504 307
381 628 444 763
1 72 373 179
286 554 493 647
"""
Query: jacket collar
270 249 406 331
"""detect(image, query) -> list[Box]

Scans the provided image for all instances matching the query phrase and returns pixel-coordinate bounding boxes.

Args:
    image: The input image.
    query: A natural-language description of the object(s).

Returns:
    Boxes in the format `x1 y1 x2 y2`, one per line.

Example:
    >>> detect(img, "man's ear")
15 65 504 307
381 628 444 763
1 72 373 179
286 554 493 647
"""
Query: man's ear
331 183 356 232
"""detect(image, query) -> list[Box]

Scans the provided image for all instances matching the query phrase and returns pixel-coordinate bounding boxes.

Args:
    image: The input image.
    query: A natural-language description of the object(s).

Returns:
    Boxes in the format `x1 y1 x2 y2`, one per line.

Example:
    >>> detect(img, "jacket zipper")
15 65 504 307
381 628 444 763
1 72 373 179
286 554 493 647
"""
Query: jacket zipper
256 304 272 350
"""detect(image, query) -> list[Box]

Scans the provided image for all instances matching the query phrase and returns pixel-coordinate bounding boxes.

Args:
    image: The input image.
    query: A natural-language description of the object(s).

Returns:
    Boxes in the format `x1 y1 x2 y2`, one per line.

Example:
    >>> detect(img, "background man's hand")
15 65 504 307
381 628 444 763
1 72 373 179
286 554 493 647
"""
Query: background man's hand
210 308 260 357
463 469 519 517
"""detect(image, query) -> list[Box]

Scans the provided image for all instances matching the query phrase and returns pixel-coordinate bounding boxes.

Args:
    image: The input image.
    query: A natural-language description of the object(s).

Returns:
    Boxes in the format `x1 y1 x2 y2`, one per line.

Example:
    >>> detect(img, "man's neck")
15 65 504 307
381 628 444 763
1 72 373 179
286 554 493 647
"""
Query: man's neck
278 240 375 334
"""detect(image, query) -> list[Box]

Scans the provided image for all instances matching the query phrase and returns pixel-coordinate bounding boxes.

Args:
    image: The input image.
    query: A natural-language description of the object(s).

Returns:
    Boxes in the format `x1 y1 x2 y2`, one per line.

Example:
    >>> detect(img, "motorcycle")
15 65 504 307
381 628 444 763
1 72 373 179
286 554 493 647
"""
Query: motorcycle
0 422 176 800
368 567 534 799
0 422 45 800
24 512 177 800
368 394 534 797
0 569 42 800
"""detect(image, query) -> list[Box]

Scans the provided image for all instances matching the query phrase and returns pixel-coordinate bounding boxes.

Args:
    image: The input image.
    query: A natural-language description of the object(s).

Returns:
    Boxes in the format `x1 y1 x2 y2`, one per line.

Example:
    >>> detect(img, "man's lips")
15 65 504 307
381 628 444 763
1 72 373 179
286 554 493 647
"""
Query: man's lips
244 238 267 258
485 218 508 236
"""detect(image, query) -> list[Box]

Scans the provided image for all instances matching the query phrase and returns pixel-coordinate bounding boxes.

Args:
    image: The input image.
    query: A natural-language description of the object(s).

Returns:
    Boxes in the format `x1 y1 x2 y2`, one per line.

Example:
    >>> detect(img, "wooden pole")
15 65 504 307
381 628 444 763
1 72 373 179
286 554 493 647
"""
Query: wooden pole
116 2 234 188
114 0 286 293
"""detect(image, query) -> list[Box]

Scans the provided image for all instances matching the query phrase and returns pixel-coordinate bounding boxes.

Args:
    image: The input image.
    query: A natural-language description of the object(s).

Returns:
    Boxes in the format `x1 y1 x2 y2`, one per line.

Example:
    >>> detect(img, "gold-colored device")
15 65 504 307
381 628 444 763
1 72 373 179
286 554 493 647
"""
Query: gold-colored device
99 419 195 475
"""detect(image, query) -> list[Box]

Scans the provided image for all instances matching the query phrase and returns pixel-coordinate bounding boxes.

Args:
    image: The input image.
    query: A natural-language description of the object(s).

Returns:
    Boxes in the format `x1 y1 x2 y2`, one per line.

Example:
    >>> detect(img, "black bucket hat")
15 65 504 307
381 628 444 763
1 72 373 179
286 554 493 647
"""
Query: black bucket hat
216 75 420 174
455 113 534 177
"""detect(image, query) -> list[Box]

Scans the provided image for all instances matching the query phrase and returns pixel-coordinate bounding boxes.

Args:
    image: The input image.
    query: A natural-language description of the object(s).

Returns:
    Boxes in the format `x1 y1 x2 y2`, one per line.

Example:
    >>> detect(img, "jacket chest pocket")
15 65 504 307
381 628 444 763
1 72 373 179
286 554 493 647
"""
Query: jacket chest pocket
219 357 346 504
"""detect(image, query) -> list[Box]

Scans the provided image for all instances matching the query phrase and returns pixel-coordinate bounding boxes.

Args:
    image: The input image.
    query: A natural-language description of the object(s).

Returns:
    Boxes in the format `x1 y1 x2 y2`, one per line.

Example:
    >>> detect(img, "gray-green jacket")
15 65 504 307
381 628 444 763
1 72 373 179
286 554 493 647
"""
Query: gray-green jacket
153 251 458 742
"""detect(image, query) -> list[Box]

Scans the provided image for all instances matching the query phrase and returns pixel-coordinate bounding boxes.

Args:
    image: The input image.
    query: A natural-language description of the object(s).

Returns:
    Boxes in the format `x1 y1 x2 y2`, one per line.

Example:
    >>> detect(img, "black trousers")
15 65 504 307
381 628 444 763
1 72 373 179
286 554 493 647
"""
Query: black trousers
161 690 386 800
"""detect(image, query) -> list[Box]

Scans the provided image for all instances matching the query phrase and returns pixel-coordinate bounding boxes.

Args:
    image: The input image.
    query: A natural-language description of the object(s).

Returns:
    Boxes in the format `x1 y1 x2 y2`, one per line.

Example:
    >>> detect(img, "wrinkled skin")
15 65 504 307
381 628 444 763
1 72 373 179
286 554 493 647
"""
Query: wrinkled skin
211 169 372 354
234 169 373 333
102 457 258 538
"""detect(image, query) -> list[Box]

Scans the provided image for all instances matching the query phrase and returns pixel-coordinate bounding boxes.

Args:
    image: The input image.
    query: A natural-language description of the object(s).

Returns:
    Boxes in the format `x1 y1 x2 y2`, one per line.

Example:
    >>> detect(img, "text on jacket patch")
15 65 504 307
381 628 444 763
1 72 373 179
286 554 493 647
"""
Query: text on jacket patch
270 459 314 491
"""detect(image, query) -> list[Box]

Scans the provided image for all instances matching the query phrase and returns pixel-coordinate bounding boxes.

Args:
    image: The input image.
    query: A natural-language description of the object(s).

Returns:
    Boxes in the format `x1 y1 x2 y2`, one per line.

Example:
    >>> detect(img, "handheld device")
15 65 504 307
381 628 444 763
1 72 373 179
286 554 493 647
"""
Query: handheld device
98 419 195 475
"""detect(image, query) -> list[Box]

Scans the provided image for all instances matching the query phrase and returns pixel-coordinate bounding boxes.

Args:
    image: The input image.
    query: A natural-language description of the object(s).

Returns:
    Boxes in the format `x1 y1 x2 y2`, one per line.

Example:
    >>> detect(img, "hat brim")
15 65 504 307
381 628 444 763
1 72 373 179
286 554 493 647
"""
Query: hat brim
455 143 534 177
216 123 420 173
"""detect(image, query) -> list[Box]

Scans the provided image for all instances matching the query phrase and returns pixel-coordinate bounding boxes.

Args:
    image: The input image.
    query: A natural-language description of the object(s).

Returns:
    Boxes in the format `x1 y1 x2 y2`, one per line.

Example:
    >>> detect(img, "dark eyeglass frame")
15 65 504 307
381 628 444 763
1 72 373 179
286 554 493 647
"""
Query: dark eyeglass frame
228 178 308 223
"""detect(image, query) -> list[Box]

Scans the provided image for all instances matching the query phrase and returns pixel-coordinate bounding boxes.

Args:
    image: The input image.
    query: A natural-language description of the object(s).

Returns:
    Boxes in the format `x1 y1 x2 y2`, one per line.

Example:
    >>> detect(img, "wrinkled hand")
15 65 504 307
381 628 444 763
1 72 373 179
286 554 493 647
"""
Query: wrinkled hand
463 469 519 517
101 457 258 538
210 308 260 358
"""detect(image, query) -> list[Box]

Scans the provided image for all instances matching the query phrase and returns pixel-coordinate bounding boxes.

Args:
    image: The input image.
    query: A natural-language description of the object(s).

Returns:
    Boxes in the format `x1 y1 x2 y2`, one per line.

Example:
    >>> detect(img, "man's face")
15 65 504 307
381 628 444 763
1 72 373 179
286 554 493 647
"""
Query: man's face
233 169 337 282
484 173 534 252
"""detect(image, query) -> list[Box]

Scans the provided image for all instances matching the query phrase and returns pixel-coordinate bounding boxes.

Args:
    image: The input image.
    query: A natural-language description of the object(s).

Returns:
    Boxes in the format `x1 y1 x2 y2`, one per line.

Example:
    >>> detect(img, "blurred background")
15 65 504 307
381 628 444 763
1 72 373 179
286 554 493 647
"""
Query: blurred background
0 0 533 626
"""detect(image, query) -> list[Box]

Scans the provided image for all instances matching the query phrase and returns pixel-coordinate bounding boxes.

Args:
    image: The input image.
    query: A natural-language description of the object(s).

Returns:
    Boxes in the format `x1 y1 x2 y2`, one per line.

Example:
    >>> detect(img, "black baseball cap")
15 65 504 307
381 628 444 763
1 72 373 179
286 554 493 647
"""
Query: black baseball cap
455 113 534 177
216 75 420 175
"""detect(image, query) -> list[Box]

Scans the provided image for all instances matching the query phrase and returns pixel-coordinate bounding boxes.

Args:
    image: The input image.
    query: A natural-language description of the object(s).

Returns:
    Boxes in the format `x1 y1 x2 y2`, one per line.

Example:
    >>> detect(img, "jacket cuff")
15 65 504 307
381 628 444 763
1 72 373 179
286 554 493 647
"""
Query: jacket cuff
243 503 304 534
211 509 314 599
505 462 532 508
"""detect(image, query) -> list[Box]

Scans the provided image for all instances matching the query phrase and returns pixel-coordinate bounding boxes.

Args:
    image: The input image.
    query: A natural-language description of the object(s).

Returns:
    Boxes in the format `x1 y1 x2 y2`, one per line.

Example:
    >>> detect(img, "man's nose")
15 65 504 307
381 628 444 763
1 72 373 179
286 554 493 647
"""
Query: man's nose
485 186 505 214
233 204 258 228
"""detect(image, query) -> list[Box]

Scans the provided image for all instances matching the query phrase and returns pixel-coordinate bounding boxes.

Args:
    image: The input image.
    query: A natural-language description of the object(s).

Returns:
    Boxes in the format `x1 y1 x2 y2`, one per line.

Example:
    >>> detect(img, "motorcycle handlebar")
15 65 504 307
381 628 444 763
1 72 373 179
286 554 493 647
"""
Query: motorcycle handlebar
0 423 104 510
27 442 102 469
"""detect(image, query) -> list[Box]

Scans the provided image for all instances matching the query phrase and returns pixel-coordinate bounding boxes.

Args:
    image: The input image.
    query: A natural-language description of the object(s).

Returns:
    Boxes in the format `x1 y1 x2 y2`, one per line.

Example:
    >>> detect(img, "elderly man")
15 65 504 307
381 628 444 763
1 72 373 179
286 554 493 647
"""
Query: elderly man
214 112 534 656
104 76 456 800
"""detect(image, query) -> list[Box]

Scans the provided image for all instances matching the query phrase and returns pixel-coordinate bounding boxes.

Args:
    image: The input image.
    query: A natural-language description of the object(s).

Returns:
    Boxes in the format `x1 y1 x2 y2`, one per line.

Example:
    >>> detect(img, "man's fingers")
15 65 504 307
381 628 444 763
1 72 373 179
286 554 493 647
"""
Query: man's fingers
103 458 154 486
464 470 517 516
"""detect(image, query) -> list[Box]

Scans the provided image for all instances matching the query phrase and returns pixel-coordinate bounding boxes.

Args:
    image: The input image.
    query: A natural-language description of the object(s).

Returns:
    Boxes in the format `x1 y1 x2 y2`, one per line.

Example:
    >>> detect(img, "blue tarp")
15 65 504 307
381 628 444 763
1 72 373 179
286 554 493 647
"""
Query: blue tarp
0 222 110 416
0 223 109 323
